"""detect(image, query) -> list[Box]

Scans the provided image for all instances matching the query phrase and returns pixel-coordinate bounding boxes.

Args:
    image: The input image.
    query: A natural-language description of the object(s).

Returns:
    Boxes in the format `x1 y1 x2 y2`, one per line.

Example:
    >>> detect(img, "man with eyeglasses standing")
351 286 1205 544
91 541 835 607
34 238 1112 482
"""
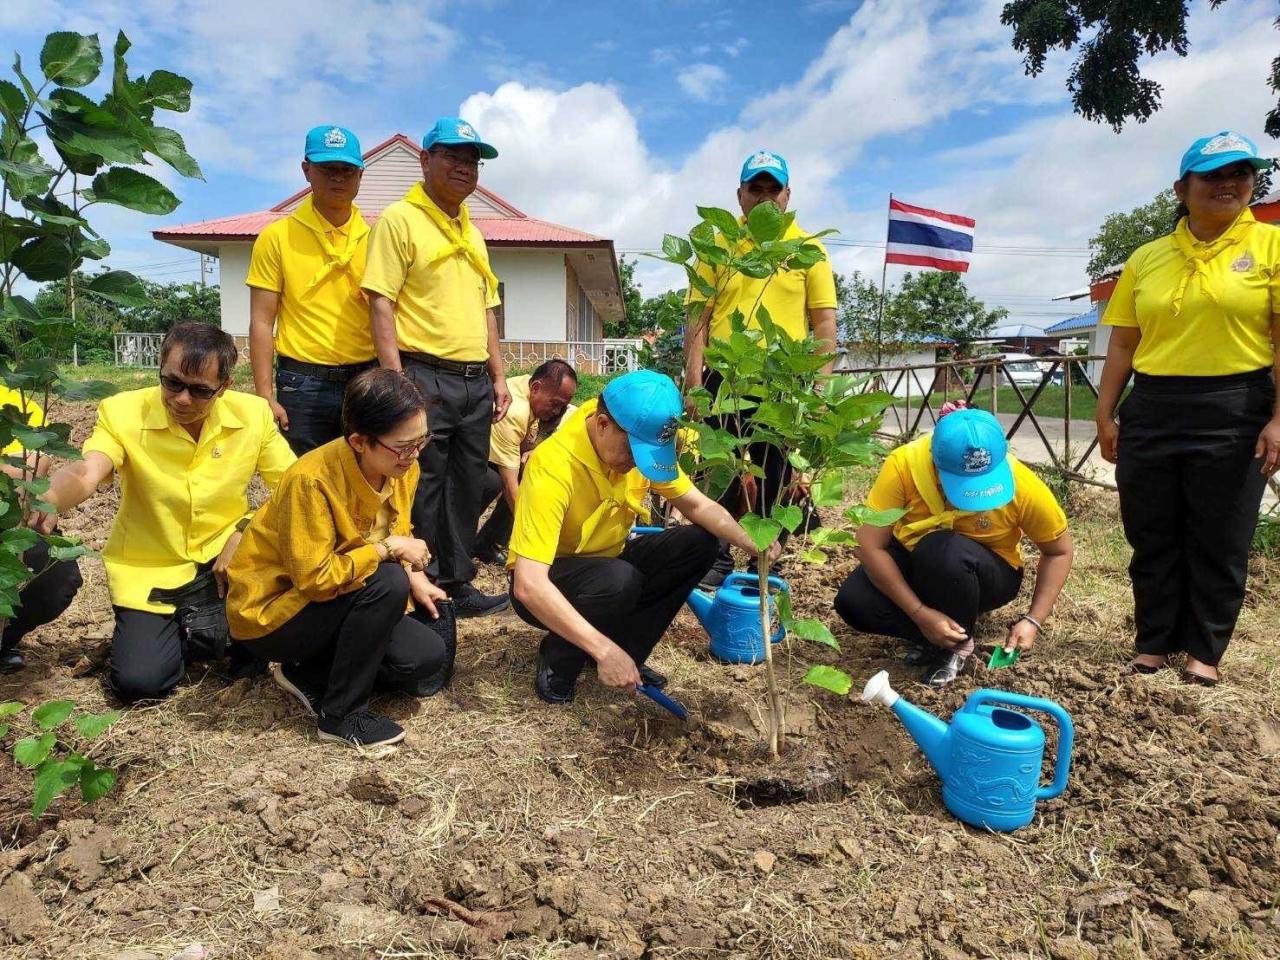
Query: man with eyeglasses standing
247 125 375 456
363 117 511 618
29 324 295 702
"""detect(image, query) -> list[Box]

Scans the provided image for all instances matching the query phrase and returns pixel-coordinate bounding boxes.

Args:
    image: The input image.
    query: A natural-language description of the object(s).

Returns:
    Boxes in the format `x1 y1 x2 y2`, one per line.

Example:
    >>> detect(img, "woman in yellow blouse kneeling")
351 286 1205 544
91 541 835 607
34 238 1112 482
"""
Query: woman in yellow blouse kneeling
227 369 450 748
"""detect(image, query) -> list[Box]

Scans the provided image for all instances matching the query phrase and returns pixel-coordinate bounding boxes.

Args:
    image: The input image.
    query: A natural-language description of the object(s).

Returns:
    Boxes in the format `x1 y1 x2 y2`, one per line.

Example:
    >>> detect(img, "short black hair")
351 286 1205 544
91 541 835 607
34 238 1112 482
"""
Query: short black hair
343 368 427 438
160 322 238 382
531 358 577 389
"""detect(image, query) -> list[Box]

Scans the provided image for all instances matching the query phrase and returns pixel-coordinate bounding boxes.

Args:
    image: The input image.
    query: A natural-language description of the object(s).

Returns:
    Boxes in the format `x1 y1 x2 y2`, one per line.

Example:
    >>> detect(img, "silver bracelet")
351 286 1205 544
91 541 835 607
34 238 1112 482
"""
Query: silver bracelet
1017 614 1043 632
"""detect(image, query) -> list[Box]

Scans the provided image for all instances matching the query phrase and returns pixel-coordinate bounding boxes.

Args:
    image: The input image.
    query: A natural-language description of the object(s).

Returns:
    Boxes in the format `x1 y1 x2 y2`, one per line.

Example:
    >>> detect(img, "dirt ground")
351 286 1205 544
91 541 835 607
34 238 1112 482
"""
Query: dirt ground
1 400 1278 960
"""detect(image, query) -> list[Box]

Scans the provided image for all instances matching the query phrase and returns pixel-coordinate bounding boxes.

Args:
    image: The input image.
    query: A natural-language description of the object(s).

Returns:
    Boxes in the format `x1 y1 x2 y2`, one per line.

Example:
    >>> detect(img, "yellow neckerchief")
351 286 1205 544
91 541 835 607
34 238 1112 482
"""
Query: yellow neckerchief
563 401 651 552
289 196 369 297
1169 208 1256 316
401 182 500 300
895 434 969 548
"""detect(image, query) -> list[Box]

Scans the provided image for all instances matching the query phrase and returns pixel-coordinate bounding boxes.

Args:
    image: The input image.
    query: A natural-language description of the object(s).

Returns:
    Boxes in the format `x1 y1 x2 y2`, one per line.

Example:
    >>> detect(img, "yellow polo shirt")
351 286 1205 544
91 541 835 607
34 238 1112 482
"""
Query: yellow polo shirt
689 220 837 342
509 399 692 567
865 435 1067 569
0 386 44 457
361 191 501 361
82 387 296 613
1103 213 1280 375
245 198 375 366
489 374 539 470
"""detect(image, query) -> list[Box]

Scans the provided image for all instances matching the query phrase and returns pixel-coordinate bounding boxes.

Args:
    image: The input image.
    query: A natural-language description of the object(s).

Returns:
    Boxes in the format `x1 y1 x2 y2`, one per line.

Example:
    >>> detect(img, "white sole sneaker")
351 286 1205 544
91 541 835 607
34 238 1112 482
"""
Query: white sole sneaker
270 662 319 717
316 727 406 748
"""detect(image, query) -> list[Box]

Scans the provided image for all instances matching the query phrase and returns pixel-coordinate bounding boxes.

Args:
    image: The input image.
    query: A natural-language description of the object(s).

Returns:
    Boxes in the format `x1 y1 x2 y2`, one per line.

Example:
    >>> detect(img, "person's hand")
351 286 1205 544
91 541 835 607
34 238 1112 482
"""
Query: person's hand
785 475 811 502
764 539 783 566
268 397 290 433
596 642 640 692
911 605 968 649
385 536 430 571
409 571 447 619
213 530 243 599
492 380 512 423
25 501 58 536
1254 417 1280 475
1096 416 1119 464
1003 617 1039 654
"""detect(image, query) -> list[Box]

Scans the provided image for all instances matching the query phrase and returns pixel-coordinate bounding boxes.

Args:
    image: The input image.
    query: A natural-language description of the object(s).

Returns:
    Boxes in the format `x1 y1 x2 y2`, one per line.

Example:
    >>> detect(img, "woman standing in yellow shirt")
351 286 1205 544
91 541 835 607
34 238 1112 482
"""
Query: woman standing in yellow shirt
1097 131 1280 686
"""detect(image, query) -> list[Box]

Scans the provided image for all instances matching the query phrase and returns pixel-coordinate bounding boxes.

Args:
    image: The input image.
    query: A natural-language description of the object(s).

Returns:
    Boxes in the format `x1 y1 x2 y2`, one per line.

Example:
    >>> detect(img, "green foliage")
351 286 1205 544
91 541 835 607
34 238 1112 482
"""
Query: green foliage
1087 190 1178 280
1252 513 1280 559
2 699 122 817
834 269 1004 357
802 664 853 696
634 290 685 378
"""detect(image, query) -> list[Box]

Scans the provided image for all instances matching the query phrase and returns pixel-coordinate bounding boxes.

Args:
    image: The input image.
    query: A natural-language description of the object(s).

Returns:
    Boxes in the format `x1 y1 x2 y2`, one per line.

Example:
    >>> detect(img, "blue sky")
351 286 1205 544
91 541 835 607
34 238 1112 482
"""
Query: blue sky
5 0 1280 327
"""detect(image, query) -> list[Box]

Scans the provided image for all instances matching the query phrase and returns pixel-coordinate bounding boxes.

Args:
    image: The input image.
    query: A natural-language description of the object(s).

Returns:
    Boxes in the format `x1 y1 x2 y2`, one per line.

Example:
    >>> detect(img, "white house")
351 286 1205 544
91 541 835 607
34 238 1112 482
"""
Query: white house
835 337 950 398
152 134 627 370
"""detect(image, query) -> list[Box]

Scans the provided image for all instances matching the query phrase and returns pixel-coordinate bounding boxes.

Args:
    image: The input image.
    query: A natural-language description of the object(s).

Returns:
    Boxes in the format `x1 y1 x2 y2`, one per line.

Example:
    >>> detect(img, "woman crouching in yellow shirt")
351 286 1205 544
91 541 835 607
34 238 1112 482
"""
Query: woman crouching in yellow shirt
1097 131 1280 686
227 369 450 748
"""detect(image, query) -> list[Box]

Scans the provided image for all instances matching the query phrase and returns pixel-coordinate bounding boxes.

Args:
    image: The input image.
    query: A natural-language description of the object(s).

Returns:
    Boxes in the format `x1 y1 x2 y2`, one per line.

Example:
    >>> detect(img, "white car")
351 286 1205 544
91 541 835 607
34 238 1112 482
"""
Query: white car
1000 353 1062 388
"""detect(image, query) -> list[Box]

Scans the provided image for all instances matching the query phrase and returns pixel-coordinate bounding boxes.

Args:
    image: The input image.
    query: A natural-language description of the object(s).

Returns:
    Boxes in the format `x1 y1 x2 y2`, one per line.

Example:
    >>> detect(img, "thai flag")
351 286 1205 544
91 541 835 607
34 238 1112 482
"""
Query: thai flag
885 198 975 272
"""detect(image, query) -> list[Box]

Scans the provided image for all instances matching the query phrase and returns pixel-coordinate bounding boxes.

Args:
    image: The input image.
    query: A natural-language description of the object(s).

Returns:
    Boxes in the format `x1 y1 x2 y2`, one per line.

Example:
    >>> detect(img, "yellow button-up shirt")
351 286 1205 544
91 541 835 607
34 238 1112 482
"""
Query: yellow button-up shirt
0 385 44 457
508 399 692 567
489 374 539 470
82 387 296 613
226 437 417 640
245 198 375 365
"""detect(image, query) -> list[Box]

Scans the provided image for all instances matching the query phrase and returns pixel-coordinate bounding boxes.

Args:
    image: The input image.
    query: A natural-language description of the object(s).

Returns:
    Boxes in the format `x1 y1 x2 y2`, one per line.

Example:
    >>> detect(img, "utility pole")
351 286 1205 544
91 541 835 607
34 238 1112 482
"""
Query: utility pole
199 253 213 288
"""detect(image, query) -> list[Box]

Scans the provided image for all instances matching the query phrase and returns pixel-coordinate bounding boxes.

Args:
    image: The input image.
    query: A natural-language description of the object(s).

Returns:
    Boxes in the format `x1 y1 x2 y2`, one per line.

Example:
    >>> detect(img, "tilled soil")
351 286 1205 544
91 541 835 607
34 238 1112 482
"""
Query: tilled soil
0 400 1277 959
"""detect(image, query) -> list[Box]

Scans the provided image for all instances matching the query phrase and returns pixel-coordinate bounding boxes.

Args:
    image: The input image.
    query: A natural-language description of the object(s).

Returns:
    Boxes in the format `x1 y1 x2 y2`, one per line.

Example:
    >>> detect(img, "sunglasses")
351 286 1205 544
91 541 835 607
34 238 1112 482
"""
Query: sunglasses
159 372 224 401
373 434 432 459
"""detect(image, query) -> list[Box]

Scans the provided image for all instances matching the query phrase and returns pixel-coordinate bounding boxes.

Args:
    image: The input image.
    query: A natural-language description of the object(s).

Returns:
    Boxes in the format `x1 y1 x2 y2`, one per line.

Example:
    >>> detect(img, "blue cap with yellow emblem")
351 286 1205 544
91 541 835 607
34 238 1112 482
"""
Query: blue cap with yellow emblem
423 117 498 160
304 125 364 168
931 408 1015 512
1179 131 1272 178
601 370 682 482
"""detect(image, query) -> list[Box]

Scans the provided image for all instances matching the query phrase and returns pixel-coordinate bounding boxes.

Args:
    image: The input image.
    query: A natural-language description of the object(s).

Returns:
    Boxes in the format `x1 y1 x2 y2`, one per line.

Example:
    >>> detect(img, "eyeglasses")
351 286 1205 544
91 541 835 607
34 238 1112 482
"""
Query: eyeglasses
429 149 483 171
1198 165 1256 183
309 163 361 181
374 434 432 459
159 372 224 401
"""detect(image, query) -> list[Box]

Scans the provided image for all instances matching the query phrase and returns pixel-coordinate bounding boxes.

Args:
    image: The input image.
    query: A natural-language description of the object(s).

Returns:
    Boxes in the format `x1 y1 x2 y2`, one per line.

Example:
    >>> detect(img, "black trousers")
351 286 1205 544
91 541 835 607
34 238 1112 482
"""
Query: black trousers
402 358 493 592
475 462 514 555
275 366 350 456
834 532 1023 652
1 540 83 652
1116 369 1273 666
111 607 192 703
235 563 446 719
705 369 791 517
512 525 719 684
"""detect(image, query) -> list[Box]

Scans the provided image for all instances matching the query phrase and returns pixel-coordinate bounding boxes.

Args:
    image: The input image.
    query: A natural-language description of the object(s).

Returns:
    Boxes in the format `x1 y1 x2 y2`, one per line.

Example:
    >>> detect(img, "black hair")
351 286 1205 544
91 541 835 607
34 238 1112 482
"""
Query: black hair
596 394 611 420
531 358 577 389
342 368 427 438
160 322 238 382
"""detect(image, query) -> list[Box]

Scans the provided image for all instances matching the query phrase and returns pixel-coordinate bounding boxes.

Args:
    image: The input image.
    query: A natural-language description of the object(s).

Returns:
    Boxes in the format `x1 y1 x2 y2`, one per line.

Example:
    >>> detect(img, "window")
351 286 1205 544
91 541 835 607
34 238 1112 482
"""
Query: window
492 282 505 338
577 286 594 342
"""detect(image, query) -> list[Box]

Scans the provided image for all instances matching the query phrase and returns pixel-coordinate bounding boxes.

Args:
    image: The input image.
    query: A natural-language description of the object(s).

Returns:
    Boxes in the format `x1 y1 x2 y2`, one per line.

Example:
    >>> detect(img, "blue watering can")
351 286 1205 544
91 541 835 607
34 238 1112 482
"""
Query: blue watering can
687 572 788 665
861 671 1074 832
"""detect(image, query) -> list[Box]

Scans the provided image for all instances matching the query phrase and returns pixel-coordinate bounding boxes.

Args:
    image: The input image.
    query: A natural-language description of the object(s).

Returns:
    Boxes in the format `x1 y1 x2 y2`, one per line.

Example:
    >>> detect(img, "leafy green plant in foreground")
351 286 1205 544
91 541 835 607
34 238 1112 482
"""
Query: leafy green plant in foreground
1 699 122 817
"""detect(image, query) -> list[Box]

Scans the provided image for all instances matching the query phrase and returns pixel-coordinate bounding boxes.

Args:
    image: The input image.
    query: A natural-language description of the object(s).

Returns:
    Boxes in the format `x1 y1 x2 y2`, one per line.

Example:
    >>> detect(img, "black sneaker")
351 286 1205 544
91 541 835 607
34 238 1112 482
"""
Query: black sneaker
451 583 511 619
535 653 576 704
473 545 508 566
902 643 934 667
638 663 668 689
271 662 322 717
922 651 970 689
698 552 734 591
317 709 405 748
0 647 24 674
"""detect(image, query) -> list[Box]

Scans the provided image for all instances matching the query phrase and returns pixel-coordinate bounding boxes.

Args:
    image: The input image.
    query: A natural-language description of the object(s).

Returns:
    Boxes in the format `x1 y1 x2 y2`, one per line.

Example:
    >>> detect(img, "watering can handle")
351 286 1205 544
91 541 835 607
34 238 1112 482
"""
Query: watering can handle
723 571 789 594
630 526 665 537
969 691 1075 801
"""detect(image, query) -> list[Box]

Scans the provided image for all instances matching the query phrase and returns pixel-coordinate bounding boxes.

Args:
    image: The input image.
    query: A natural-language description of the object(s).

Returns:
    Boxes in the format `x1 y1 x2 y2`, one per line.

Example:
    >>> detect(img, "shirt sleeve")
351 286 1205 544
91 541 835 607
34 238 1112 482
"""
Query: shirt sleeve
489 411 527 471
245 226 284 292
804 242 838 310
255 403 297 492
509 456 572 566
864 450 908 512
276 475 382 602
81 399 126 471
1101 257 1139 328
481 237 502 310
1012 463 1069 544
653 467 693 500
360 207 411 301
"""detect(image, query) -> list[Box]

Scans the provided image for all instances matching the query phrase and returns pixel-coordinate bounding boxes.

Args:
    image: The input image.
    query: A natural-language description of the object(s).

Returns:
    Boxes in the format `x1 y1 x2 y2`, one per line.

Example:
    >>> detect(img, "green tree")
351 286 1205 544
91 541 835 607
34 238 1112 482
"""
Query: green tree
1001 1 1280 137
834 270 900 345
604 255 646 338
891 271 1005 356
1086 189 1179 280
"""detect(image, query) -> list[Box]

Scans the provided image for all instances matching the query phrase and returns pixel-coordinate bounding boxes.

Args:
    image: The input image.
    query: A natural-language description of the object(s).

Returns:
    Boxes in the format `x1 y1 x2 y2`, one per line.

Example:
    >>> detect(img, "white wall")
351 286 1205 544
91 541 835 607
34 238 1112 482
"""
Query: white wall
489 249 567 340
218 243 253 338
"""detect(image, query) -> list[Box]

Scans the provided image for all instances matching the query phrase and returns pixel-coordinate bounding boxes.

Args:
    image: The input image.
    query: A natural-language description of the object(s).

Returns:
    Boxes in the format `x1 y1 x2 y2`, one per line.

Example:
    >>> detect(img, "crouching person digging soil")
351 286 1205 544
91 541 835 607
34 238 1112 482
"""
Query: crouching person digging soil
227 369 453 748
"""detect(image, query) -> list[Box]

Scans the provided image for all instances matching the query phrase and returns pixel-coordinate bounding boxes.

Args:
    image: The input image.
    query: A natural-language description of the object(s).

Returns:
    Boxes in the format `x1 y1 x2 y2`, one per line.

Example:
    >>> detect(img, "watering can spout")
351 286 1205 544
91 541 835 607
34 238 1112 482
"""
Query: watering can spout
686 587 714 631
861 670 953 779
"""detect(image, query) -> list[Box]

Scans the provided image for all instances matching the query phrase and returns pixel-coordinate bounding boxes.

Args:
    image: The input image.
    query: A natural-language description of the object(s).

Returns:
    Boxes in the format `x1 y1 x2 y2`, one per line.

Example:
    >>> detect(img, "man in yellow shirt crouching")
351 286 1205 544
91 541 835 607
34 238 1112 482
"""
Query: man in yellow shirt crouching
29 324 295 702
509 370 780 704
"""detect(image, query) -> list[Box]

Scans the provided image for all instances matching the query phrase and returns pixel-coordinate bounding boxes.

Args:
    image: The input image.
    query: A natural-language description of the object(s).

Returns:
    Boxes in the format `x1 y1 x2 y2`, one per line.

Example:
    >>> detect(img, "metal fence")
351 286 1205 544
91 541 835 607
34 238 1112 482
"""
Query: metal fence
114 332 162 367
498 338 641 375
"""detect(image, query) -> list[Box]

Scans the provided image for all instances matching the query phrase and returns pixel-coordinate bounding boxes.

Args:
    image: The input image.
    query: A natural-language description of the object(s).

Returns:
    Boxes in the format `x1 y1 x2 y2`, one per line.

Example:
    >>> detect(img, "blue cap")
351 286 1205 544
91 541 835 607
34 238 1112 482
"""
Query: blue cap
601 370 681 482
1179 131 1271 178
304 125 364 168
423 117 498 160
740 150 789 186
930 409 1015 512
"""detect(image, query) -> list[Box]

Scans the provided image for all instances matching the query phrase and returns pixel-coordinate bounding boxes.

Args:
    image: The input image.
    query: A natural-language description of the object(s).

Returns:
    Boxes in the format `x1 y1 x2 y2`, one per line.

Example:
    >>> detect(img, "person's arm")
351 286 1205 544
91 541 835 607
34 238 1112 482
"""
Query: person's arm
512 555 641 690
682 302 714 413
486 308 510 422
26 452 116 534
498 464 520 510
1003 531 1074 654
855 523 967 649
249 288 288 431
668 485 782 563
1254 315 1280 475
369 292 401 371
809 306 837 376
1094 326 1140 464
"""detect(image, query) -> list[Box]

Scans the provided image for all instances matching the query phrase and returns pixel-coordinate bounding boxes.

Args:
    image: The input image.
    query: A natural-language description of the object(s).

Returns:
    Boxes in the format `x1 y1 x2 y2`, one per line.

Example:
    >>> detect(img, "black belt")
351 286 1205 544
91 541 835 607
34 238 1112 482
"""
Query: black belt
401 351 489 379
278 355 376 382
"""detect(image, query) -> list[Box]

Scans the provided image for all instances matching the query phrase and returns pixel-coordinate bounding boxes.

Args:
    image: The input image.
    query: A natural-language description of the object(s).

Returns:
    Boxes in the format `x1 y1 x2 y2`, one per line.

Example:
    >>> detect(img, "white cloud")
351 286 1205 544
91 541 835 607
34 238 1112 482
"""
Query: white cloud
677 63 729 102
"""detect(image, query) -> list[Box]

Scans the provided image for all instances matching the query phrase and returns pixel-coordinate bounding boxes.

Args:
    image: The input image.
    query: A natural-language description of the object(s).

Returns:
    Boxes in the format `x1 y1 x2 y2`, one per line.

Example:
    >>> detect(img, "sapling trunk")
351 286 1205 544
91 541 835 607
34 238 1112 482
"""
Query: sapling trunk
757 551 784 759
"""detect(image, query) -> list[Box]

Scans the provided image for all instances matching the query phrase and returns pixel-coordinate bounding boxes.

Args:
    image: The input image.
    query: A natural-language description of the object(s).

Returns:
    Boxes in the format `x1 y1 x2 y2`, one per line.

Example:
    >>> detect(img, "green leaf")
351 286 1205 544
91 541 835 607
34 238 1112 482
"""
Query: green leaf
14 732 55 767
771 503 803 533
40 33 103 87
43 111 145 166
799 547 828 564
10 236 75 282
86 270 148 307
32 759 82 818
86 167 179 215
697 206 742 241
141 70 192 112
775 589 794 628
0 136 54 200
0 157 56 181
21 192 87 227
79 763 117 804
846 505 907 528
746 201 788 244
739 514 782 553
0 80 25 123
48 543 91 563
1 527 40 553
810 472 844 508
804 664 853 696
73 710 122 740
32 699 75 731
147 126 202 179
660 234 692 263
53 378 118 402
0 701 24 718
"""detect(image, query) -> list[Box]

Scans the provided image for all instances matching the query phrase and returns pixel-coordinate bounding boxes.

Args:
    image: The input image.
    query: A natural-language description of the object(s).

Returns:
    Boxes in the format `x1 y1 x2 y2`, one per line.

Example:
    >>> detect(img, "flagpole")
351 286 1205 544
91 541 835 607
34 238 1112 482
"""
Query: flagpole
876 193 891 366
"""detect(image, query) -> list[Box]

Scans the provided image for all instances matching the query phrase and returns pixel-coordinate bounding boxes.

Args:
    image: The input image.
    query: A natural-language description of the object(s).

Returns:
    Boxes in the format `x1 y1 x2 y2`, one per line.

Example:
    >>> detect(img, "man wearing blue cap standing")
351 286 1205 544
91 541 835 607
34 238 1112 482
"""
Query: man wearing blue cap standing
363 118 510 618
834 408 1074 687
684 150 838 588
507 370 780 703
248 126 376 455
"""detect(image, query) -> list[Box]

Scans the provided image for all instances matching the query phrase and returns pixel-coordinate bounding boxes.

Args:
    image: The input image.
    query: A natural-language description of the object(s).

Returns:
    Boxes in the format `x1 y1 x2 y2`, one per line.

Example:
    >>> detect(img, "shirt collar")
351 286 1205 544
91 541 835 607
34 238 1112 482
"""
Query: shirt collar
337 438 398 514
141 386 242 436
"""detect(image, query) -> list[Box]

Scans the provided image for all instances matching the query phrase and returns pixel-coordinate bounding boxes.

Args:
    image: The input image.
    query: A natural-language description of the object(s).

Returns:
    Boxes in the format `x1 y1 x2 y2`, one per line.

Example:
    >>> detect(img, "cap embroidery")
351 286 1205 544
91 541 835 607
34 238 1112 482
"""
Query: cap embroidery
323 127 347 149
747 151 779 170
457 122 477 140
961 447 992 474
1201 132 1252 156
964 483 1003 499
657 418 677 443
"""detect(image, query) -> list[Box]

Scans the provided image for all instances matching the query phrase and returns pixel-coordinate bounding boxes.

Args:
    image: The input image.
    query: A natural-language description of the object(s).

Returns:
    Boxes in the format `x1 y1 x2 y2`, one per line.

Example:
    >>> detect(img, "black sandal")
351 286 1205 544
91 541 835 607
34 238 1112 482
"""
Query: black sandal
1126 658 1167 675
1180 669 1219 688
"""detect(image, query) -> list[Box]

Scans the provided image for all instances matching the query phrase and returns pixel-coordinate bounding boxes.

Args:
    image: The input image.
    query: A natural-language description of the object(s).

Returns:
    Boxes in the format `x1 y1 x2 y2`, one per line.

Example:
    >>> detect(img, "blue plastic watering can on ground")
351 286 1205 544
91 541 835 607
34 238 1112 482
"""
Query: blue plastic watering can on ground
862 671 1074 832
687 572 788 665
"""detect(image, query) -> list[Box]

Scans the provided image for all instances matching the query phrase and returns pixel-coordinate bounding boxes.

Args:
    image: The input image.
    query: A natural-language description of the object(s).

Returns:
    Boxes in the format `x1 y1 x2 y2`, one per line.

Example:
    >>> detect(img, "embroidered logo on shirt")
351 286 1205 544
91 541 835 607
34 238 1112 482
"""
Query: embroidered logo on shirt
961 447 992 474
1201 133 1252 156
976 513 992 531
457 122 477 140
747 151 780 170
323 127 347 149
1231 253 1255 273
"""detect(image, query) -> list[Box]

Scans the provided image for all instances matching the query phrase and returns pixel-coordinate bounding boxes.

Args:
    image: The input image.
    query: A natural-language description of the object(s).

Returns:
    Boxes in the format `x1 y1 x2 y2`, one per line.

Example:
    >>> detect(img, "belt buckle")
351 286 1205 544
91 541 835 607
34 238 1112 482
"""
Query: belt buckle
466 362 484 378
